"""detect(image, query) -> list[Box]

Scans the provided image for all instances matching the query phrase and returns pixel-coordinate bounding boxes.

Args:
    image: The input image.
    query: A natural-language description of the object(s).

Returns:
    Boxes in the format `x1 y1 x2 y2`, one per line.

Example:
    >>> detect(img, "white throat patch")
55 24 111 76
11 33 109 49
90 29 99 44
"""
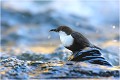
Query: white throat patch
59 31 74 47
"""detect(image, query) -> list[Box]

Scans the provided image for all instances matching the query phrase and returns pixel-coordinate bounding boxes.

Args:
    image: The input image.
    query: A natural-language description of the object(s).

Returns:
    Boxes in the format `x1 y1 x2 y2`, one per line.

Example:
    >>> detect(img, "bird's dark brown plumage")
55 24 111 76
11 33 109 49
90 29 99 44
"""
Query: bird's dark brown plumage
50 26 100 52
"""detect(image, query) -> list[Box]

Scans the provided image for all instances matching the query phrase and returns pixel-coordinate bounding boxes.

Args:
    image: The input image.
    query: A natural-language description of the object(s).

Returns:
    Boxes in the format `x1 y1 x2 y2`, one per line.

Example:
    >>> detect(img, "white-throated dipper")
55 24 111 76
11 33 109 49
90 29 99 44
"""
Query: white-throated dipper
50 26 112 66
50 26 100 52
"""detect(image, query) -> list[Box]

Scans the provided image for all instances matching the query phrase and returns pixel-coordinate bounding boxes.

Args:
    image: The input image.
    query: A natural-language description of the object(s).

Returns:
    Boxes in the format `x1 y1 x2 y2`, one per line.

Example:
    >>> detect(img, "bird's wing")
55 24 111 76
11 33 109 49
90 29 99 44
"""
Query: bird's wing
71 32 90 47
71 32 101 50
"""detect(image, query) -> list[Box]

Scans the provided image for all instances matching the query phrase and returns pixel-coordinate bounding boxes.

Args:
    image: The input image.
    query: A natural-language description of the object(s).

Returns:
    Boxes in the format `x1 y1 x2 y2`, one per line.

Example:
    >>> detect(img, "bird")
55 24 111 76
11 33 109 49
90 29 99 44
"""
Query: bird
50 26 112 66
50 25 100 53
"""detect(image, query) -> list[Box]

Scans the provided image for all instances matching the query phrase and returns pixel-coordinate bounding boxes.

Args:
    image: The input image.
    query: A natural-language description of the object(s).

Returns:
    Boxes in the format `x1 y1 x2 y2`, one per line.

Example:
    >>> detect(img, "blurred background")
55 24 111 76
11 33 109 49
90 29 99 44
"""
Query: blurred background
0 0 119 65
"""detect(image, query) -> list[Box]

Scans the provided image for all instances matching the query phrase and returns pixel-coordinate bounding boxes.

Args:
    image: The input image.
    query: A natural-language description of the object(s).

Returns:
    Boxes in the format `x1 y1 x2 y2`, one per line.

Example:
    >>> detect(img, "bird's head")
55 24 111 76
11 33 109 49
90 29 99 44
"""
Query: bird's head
50 26 73 35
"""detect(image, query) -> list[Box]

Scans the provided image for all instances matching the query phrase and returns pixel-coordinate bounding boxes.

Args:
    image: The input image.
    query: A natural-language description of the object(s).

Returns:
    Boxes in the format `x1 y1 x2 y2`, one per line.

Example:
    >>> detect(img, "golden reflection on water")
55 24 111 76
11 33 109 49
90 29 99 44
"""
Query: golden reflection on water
0 46 57 54
0 40 61 53
101 41 120 48
1 40 119 54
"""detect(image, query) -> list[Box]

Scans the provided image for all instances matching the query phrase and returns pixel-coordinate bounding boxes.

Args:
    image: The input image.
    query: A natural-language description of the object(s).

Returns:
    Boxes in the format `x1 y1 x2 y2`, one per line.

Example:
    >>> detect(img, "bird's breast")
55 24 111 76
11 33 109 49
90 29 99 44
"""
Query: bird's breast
59 31 74 47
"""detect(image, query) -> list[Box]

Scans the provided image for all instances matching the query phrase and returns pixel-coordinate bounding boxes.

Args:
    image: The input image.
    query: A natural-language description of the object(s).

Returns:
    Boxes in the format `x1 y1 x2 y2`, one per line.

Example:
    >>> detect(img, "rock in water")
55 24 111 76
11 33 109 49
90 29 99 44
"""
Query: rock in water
0 57 119 79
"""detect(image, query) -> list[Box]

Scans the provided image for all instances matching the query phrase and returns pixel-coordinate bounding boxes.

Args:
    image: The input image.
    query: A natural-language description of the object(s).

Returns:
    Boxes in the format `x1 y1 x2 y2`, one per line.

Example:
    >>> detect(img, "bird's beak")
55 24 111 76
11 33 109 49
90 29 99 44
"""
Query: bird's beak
49 29 58 32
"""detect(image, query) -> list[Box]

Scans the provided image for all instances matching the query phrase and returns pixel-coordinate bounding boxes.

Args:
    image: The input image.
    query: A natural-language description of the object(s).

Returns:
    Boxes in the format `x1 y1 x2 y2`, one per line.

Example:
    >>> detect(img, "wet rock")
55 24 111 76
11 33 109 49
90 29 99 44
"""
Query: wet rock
0 50 120 79
17 52 43 61
0 57 120 79
38 61 120 79
66 61 74 65
0 57 30 79
27 61 44 66
0 57 25 67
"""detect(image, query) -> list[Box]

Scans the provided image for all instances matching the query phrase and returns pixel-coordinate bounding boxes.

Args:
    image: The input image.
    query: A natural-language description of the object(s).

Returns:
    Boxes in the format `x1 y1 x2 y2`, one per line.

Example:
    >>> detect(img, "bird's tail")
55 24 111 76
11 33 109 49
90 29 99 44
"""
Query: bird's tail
91 45 102 50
